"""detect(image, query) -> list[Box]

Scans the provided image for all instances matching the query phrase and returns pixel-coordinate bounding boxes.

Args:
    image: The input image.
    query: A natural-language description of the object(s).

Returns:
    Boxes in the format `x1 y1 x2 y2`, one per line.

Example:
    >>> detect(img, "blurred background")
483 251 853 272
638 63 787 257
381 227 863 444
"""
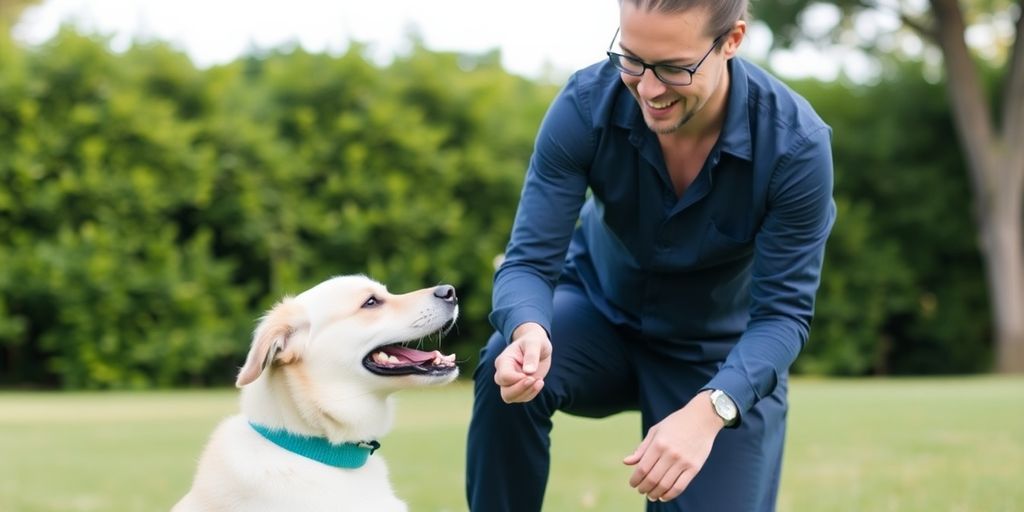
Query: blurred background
1 0 1021 387
0 1 1022 510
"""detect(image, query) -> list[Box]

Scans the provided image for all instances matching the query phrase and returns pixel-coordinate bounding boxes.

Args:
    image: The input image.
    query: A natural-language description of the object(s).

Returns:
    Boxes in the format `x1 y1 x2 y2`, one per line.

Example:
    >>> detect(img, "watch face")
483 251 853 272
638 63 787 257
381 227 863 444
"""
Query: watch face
720 400 736 416
714 393 737 418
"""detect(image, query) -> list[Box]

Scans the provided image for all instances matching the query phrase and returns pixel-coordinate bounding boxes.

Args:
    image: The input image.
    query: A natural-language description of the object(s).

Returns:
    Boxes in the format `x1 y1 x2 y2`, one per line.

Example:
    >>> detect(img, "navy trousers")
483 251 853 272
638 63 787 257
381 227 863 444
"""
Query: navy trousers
465 284 788 511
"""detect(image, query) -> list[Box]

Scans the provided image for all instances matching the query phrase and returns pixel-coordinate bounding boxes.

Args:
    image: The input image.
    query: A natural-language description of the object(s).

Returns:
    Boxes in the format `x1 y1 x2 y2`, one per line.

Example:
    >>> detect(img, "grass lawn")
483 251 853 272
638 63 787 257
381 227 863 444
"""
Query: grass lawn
0 376 1021 511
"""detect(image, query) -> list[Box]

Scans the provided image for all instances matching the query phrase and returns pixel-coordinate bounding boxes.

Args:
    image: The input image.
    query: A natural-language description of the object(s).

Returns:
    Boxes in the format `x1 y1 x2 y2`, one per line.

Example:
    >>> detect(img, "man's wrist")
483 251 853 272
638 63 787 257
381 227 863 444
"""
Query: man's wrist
512 322 546 341
708 389 739 427
688 390 727 432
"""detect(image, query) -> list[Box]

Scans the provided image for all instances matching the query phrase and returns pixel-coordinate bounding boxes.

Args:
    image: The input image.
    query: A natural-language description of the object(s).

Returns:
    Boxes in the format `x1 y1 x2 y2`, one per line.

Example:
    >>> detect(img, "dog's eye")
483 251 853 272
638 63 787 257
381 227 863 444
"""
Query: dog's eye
362 296 382 308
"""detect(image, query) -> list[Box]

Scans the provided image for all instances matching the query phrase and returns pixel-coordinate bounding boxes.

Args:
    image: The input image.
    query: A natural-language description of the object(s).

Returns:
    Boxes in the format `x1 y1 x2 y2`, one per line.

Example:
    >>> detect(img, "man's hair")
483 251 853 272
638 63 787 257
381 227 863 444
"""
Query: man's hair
620 0 748 43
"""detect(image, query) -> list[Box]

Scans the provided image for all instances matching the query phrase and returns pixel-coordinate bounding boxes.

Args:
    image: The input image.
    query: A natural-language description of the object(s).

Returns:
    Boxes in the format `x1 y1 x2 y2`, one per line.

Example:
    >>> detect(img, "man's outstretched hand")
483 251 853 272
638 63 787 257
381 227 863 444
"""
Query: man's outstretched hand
493 322 552 403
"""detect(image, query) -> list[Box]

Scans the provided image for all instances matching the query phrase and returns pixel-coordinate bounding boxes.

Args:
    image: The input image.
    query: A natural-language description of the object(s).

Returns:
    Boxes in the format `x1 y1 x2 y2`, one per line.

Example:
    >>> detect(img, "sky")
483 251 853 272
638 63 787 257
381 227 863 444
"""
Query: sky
12 0 861 82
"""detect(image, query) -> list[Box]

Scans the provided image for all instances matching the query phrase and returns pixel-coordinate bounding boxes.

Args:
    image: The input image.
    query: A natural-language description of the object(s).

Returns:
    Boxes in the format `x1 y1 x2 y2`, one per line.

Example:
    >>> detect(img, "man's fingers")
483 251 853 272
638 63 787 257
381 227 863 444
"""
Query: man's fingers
515 379 545 402
499 378 533 402
635 456 672 495
628 449 658 488
521 339 541 374
627 437 664 488
622 449 641 466
493 353 525 386
660 469 696 502
644 462 685 501
492 340 547 403
500 377 544 403
623 429 654 466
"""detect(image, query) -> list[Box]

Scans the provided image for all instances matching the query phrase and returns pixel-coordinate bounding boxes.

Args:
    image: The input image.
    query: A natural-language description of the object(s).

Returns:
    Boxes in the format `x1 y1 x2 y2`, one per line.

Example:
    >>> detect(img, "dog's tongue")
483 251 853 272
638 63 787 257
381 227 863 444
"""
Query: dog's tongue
385 346 444 363
371 345 458 369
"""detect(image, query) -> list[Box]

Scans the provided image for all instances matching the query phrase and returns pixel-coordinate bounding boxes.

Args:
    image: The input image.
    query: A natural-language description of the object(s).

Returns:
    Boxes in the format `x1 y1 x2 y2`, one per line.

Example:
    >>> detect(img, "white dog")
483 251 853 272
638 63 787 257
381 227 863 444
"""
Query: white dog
173 275 460 512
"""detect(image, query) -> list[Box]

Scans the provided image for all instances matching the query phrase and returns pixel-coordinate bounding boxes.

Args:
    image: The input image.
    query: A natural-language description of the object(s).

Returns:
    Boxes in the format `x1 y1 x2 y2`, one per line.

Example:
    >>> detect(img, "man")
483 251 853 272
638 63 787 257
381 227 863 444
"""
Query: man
466 0 835 510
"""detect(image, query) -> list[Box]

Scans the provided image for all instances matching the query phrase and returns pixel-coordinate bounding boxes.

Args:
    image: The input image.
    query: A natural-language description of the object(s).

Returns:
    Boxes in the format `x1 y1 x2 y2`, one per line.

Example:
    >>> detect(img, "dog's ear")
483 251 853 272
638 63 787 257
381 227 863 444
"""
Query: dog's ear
235 298 308 388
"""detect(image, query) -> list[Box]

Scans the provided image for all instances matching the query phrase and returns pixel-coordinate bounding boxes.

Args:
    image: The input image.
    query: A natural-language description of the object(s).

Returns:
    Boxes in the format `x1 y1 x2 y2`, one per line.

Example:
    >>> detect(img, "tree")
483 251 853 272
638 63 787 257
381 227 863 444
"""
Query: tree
755 0 1024 372
0 0 40 29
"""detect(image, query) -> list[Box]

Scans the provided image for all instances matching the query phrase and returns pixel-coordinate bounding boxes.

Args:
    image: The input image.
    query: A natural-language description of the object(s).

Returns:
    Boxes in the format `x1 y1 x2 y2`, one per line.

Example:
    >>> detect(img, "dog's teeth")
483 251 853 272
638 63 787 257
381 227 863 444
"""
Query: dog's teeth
387 355 400 364
432 355 443 365
374 352 389 363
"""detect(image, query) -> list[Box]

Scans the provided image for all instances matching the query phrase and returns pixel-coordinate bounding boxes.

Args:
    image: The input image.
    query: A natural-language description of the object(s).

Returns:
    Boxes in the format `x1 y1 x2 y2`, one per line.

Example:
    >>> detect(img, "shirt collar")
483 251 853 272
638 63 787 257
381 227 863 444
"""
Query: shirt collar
718 58 753 161
612 57 753 162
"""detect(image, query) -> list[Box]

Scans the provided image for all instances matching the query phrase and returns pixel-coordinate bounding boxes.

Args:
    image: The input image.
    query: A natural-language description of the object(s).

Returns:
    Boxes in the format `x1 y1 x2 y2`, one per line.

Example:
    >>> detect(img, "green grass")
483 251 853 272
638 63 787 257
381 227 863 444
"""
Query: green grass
1 377 1022 511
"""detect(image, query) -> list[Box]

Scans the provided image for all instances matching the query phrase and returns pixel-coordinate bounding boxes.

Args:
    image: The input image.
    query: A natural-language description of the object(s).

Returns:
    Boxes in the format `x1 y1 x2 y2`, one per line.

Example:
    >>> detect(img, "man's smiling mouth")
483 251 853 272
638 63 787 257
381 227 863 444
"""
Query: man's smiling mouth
646 99 678 110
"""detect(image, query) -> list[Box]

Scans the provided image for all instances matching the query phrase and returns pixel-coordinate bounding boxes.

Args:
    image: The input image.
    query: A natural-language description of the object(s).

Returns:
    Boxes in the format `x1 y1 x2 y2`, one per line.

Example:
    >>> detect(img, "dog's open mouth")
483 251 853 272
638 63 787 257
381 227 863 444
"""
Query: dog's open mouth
362 344 458 376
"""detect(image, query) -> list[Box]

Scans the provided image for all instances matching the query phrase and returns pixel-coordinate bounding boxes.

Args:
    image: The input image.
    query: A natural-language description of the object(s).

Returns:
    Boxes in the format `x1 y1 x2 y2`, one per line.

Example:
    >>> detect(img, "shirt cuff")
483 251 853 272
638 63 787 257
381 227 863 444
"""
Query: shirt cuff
701 368 758 428
499 306 551 344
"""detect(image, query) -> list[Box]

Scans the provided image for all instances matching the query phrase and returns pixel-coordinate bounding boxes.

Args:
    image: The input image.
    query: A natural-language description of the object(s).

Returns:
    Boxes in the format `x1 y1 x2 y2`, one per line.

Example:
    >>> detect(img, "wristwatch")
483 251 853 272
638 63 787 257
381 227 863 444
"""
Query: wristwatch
709 389 738 427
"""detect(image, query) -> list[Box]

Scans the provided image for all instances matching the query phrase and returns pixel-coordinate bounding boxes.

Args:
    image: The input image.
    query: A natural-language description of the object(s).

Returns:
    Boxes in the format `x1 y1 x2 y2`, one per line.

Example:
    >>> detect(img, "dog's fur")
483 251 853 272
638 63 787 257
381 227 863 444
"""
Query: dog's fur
173 275 459 512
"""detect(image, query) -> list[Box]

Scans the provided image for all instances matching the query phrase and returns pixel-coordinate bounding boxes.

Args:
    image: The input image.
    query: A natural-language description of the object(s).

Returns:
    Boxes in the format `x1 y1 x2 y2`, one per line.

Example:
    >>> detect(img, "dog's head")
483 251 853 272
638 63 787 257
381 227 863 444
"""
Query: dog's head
235 275 459 390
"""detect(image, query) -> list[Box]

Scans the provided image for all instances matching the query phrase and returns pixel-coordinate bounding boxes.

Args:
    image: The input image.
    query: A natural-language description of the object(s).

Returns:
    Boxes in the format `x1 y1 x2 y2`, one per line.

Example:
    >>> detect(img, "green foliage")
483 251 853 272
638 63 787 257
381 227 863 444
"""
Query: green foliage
0 30 555 388
794 60 993 374
0 30 250 388
801 196 915 375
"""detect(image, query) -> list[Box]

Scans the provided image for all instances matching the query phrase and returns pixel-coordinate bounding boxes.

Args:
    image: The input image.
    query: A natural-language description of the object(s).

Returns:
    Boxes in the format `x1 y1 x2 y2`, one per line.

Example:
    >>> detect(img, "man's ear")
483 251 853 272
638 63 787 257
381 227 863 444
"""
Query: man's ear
722 20 746 58
235 298 308 388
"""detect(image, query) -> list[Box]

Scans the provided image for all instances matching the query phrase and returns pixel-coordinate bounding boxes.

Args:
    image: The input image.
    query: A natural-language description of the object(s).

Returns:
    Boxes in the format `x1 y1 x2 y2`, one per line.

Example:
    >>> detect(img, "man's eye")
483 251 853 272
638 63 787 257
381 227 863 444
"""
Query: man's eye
657 65 690 77
362 296 382 308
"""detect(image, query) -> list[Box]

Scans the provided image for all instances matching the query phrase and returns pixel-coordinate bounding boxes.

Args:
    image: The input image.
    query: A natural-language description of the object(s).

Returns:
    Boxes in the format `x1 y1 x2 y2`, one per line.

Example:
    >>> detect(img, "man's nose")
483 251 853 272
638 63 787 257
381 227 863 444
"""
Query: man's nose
636 69 668 97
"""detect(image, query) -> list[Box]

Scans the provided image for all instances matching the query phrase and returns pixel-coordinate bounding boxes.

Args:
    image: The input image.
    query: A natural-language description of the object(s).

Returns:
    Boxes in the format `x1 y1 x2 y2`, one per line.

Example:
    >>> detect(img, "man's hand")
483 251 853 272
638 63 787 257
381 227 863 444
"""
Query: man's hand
493 322 552 403
622 390 725 502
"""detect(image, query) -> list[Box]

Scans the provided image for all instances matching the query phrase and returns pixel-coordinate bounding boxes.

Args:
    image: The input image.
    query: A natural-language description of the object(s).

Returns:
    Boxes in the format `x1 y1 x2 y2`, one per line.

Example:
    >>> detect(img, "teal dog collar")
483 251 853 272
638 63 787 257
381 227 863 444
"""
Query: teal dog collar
249 421 380 469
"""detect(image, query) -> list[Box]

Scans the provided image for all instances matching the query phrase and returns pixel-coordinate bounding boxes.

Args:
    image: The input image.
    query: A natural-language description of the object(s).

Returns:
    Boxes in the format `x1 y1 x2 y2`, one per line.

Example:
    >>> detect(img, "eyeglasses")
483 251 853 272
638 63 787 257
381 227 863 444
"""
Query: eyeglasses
605 27 729 86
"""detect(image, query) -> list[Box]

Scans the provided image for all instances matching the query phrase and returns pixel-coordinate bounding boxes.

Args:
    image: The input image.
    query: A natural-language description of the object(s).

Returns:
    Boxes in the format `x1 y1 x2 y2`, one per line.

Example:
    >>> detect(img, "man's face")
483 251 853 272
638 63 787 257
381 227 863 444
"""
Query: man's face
616 4 732 134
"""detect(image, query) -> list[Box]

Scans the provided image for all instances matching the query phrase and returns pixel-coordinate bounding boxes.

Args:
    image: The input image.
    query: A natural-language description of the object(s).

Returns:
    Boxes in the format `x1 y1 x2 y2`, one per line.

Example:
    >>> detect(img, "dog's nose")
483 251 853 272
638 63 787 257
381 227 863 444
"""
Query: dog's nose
434 284 458 305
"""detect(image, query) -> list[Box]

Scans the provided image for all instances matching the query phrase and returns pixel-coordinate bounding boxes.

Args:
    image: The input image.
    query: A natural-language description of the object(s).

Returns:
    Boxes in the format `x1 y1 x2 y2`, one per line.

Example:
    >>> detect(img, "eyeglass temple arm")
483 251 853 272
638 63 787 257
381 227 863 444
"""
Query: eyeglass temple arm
607 27 620 51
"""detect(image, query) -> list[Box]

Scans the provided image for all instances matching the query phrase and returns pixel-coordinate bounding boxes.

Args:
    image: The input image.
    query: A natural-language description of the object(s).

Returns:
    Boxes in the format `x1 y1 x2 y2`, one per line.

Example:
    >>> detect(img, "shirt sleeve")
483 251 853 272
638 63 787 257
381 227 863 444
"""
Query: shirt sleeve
703 126 837 417
489 76 594 342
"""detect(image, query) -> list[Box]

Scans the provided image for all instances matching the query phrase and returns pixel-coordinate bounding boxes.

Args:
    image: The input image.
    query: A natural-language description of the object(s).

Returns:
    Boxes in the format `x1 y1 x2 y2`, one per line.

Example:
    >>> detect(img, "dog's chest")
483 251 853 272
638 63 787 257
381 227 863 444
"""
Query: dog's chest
192 418 409 511
256 464 408 512
246 439 406 511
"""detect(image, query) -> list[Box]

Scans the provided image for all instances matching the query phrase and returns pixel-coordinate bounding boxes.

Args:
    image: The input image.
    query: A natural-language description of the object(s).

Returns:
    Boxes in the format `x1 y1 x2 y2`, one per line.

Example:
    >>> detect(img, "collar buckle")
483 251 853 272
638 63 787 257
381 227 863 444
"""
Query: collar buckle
358 440 381 455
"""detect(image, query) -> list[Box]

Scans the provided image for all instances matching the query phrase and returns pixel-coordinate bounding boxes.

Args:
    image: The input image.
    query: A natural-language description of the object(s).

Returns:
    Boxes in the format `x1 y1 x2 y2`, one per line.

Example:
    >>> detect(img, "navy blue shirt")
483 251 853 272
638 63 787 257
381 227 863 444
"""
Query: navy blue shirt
490 57 836 414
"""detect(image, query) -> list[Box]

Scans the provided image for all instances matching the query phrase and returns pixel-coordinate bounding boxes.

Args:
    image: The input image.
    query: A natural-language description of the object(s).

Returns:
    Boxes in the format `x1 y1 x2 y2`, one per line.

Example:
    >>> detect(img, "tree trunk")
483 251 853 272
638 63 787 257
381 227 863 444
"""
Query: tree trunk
983 210 1024 372
931 0 1024 372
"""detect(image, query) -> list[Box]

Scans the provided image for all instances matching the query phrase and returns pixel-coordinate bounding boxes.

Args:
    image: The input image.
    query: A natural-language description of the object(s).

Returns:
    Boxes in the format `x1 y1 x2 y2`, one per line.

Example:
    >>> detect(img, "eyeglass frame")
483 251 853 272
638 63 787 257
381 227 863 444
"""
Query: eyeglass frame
605 27 731 86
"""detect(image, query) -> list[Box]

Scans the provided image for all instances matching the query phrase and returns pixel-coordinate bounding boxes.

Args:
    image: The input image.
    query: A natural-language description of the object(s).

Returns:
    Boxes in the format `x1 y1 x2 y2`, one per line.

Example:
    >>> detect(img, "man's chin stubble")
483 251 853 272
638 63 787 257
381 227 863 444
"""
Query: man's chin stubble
649 110 696 134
